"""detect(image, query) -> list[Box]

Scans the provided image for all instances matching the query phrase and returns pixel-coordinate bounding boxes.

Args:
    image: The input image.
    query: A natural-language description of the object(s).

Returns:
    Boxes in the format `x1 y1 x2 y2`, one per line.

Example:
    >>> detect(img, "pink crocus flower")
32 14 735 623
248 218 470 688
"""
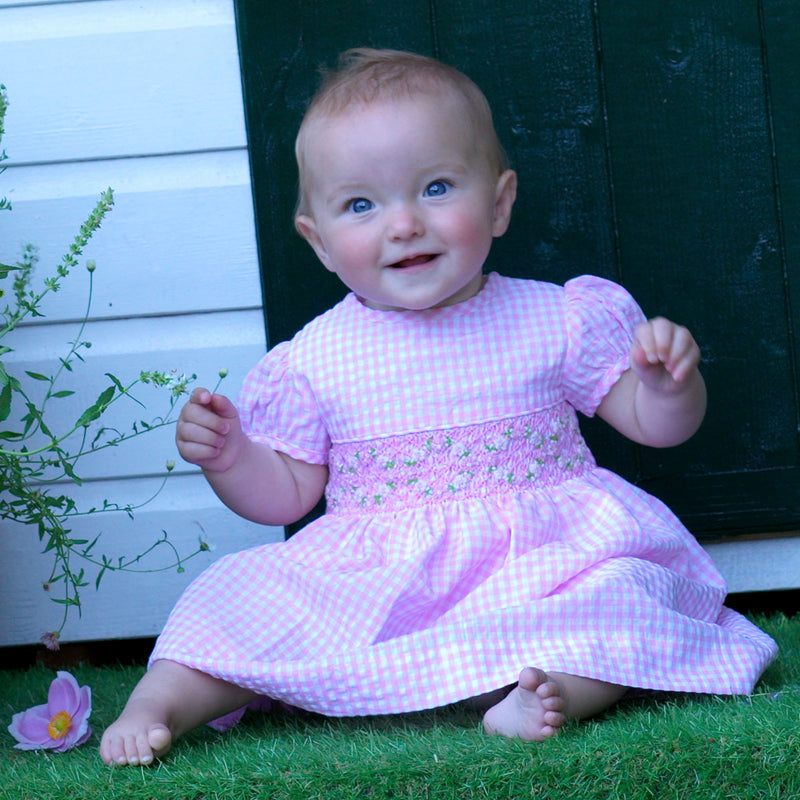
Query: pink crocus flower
40 631 60 652
8 671 92 752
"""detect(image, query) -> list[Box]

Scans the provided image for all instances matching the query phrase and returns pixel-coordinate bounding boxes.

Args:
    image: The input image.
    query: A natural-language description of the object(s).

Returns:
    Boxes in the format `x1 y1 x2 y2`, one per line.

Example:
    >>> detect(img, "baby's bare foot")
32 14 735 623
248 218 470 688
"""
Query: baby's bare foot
100 698 174 766
482 667 566 741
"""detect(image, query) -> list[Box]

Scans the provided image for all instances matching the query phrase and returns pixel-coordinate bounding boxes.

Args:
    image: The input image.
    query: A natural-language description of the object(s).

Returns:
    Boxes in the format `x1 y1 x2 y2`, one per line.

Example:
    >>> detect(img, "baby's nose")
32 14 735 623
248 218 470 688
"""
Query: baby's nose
387 203 425 239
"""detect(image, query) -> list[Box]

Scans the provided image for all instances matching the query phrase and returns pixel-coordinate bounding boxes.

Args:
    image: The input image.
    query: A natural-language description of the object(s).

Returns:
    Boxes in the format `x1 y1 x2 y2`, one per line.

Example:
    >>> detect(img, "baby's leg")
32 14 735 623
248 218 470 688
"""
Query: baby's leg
482 667 626 741
100 659 256 766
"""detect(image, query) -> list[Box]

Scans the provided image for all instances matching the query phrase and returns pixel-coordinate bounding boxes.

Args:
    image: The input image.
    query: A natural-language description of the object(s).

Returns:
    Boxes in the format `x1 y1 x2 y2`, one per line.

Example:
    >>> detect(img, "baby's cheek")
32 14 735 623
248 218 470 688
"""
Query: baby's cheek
337 233 376 268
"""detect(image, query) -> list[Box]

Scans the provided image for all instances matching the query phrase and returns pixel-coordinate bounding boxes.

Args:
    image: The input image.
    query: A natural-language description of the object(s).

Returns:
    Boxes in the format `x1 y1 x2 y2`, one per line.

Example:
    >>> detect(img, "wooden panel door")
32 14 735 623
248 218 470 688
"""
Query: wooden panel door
234 0 800 541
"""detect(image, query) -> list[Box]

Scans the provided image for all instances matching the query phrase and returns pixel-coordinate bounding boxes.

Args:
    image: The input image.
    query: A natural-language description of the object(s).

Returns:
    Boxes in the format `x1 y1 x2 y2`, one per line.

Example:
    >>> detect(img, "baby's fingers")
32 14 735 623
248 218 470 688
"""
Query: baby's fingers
633 317 670 360
633 318 700 383
654 322 700 381
666 329 701 382
180 391 231 431
177 417 227 449
175 417 229 466
189 386 213 406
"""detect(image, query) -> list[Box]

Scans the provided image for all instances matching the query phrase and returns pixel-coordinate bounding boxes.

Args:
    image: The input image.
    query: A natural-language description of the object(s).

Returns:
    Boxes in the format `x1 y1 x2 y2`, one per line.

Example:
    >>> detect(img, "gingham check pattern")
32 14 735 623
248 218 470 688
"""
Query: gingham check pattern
151 274 777 715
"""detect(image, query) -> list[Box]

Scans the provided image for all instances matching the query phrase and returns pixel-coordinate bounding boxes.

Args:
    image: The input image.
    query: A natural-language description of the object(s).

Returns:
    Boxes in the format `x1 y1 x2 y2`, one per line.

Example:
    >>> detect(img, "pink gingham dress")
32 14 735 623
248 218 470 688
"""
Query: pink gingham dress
151 274 777 715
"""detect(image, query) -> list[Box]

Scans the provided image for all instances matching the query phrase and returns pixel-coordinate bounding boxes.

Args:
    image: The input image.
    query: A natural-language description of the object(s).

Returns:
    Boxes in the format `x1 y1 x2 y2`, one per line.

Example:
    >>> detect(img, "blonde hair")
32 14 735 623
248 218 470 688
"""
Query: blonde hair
294 48 509 216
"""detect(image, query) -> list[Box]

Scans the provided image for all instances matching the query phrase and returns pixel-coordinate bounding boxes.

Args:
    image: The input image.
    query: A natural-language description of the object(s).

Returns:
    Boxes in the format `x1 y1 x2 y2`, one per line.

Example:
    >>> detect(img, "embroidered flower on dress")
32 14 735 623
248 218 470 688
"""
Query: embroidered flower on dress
326 405 592 514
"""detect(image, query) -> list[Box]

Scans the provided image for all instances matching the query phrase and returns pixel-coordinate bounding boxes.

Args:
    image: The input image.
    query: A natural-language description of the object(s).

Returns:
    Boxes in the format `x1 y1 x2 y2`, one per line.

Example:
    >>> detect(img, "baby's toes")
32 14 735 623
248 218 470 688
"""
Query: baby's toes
517 666 548 691
99 733 120 766
147 724 172 759
536 680 564 703
122 733 146 766
133 732 155 766
540 690 565 712
543 708 566 729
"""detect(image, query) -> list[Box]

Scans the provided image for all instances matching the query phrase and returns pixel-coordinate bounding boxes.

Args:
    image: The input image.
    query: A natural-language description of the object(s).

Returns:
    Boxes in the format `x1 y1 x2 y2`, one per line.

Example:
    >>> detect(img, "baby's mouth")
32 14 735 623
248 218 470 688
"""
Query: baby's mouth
391 254 436 269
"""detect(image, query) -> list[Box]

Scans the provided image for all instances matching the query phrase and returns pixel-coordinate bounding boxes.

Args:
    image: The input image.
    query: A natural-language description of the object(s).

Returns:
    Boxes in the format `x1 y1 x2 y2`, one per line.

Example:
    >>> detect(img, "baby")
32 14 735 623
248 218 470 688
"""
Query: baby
100 48 776 767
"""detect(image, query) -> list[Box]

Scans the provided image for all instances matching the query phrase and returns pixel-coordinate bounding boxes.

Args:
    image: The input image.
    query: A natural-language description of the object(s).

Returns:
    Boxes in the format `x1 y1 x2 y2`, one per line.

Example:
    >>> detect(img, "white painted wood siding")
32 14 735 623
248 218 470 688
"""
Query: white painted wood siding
1 0 797 651
0 0 280 647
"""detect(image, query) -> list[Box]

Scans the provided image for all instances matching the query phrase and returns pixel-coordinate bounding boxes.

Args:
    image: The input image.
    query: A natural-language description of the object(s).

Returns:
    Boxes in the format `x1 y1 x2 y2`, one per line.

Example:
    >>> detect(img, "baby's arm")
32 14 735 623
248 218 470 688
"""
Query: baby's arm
176 388 327 525
596 317 707 448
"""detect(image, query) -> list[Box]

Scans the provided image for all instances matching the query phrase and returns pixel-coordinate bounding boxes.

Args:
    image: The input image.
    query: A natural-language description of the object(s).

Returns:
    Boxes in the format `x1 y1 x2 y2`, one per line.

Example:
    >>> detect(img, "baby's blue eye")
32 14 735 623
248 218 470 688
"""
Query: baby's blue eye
424 180 450 197
348 198 374 214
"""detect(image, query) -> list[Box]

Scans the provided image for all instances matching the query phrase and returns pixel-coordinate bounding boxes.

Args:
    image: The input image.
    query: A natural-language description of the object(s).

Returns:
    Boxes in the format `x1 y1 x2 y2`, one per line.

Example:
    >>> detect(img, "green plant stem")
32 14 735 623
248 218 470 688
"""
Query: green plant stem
0 377 176 459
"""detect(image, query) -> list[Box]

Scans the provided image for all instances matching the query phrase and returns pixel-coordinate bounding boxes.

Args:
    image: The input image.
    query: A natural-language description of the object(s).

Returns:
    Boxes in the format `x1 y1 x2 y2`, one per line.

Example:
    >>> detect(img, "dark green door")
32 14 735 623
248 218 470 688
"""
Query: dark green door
234 0 800 542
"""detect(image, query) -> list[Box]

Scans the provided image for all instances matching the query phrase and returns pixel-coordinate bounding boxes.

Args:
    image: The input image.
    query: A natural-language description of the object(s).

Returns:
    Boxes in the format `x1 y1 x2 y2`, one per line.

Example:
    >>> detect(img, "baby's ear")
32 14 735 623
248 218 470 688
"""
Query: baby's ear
295 215 334 271
492 170 517 237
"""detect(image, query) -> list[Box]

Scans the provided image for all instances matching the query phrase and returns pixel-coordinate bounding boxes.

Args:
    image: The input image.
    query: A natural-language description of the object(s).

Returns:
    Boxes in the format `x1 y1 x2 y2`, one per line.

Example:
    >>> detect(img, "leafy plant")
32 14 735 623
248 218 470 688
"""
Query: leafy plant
0 85 214 647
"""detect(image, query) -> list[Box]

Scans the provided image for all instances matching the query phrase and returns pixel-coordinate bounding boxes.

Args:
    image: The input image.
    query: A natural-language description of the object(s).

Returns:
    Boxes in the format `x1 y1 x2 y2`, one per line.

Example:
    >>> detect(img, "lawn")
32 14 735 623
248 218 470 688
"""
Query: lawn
1 614 799 800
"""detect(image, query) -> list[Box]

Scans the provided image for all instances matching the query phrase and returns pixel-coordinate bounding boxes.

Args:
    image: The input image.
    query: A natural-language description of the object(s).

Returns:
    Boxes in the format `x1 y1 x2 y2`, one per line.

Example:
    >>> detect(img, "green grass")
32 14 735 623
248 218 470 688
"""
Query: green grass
2 614 799 800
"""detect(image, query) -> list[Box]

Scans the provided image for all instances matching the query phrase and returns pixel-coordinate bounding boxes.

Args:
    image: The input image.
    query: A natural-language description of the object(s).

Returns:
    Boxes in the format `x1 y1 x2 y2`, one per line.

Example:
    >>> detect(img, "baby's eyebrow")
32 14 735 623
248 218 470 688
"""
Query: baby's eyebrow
325 183 371 204
419 160 470 175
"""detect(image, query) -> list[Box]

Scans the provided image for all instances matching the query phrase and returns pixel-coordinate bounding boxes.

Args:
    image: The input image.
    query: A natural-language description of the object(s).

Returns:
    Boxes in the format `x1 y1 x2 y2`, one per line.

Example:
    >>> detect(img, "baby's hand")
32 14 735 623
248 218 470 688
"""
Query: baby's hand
631 317 701 394
176 387 244 471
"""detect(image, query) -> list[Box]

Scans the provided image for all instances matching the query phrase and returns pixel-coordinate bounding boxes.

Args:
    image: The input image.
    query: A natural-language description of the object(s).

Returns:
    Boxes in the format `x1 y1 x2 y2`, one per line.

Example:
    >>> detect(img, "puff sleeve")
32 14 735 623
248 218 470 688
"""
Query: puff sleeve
562 275 647 417
236 340 330 465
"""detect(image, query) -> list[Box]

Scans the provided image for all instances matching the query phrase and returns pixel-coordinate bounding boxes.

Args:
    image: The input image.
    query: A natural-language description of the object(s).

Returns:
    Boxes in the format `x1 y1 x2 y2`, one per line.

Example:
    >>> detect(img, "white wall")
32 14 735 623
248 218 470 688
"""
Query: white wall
0 0 282 647
1 0 798 650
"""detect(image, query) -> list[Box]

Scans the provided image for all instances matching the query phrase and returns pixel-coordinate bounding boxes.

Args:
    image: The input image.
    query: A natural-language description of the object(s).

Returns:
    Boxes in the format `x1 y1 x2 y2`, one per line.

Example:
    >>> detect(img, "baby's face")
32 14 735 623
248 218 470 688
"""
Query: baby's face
295 93 515 311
